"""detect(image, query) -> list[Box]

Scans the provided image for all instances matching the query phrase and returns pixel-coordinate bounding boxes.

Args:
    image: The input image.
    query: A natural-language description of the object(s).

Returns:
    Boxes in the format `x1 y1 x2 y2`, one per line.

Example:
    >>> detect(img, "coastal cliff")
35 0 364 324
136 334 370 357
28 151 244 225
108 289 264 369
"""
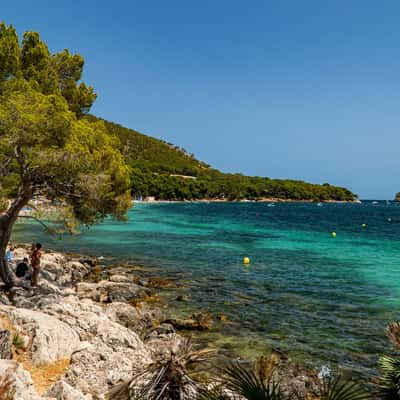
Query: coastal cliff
395 192 400 202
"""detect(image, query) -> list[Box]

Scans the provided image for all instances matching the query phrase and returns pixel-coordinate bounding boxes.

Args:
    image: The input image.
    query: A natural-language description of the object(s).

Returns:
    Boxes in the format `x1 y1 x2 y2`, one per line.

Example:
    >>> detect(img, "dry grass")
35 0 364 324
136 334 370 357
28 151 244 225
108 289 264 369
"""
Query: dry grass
0 313 70 395
16 354 70 395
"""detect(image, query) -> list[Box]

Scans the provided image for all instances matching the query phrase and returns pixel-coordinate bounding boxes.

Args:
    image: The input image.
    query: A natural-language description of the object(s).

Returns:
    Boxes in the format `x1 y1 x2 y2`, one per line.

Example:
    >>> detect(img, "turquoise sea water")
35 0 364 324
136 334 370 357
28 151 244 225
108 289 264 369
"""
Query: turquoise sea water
11 201 400 376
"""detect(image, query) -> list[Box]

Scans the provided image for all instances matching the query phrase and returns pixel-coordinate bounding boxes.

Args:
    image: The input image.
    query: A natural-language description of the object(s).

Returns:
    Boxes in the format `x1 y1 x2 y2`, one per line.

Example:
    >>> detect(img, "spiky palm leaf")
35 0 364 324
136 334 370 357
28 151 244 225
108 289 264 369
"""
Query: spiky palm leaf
378 355 400 400
221 362 284 400
107 338 214 400
319 375 369 400
196 385 233 400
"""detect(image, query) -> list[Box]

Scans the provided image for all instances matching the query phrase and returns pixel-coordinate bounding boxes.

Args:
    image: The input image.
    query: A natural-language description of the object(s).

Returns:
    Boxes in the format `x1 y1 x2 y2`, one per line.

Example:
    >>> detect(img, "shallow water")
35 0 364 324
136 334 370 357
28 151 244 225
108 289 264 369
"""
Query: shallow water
12 201 400 375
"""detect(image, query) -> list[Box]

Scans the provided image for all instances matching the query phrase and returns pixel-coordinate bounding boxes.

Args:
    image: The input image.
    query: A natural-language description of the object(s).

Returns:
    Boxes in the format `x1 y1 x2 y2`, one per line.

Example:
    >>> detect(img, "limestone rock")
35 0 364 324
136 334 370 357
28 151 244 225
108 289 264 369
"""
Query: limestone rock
64 332 151 397
395 192 400 202
74 282 108 303
105 302 161 335
76 280 149 303
108 274 131 283
39 296 152 396
0 330 12 359
145 323 184 361
5 307 80 365
0 359 42 400
46 380 91 400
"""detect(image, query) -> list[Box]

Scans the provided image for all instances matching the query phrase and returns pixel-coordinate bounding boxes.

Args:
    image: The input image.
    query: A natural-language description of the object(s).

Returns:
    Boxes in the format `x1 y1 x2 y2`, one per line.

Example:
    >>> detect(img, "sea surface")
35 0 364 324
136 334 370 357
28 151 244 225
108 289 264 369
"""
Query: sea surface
11 201 400 376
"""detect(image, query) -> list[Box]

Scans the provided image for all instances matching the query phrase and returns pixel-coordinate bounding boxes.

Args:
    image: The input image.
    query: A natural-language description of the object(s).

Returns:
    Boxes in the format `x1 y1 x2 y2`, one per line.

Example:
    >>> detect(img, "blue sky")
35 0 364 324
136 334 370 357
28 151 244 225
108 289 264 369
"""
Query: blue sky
2 1 399 198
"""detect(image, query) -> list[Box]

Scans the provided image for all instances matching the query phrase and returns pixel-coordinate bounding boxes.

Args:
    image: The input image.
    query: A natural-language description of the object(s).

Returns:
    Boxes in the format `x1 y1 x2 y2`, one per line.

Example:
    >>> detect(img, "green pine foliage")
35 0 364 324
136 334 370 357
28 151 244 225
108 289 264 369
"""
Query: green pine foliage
87 117 356 202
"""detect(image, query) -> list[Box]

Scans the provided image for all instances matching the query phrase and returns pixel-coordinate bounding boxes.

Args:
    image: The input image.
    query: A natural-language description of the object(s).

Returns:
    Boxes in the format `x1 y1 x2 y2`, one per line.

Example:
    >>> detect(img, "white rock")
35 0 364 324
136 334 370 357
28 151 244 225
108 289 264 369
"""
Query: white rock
46 380 92 400
0 359 41 400
6 307 80 365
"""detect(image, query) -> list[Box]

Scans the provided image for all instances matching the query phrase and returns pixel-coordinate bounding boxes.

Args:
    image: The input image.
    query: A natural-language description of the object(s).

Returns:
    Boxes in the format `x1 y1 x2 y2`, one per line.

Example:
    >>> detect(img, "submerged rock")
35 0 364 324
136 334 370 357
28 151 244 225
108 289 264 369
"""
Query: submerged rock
147 277 176 288
165 311 214 331
176 294 190 302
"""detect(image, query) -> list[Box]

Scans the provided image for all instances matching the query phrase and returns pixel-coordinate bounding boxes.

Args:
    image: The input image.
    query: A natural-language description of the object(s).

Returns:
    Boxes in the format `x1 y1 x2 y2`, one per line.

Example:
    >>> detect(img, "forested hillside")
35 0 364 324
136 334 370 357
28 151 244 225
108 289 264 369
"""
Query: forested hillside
86 116 356 202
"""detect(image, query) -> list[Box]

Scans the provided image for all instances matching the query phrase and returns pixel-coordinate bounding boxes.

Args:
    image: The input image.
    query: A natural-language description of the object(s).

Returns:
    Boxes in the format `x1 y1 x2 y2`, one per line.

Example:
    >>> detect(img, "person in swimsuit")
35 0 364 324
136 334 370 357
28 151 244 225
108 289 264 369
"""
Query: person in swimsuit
30 243 42 287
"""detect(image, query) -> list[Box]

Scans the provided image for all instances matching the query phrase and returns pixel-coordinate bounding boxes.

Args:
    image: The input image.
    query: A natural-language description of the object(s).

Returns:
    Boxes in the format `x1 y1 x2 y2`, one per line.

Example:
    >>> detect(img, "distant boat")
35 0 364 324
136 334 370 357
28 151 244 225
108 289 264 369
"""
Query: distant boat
317 202 323 207
372 201 379 205
267 203 275 207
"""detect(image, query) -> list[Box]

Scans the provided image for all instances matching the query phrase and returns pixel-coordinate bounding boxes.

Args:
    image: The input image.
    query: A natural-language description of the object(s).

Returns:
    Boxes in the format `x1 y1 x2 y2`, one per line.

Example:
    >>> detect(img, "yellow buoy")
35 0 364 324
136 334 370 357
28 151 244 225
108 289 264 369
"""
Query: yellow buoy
362 223 366 228
331 232 337 238
243 257 250 264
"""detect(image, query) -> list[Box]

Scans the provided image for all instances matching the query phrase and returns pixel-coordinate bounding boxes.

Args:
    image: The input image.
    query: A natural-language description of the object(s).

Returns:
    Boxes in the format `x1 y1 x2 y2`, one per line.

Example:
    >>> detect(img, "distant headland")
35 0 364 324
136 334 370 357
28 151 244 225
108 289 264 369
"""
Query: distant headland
87 116 357 203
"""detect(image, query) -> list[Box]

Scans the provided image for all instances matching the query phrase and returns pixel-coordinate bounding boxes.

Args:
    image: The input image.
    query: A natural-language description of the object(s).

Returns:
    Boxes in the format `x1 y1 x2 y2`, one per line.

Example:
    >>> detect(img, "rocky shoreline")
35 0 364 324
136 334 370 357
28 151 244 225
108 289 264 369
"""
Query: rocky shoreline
0 247 320 399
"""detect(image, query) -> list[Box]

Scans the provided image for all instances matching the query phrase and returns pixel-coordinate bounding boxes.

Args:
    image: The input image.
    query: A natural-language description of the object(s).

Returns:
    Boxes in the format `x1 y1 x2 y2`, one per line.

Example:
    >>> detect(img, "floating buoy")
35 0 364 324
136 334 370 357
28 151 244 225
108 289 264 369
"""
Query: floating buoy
331 232 337 238
361 223 366 228
243 257 250 264
388 218 392 222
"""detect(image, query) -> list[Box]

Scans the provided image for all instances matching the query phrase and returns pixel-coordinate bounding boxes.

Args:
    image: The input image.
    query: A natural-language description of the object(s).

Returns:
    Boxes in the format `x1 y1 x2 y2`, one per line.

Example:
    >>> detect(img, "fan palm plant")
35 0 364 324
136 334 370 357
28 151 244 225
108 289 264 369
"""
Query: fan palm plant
377 322 400 400
196 362 285 400
197 363 368 400
106 338 214 400
222 363 284 400
319 375 369 400
378 355 400 400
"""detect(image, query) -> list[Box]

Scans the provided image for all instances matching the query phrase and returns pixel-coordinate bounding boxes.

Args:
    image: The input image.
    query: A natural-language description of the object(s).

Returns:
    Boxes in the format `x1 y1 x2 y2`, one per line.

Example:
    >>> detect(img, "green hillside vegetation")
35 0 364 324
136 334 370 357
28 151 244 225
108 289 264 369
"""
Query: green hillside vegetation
86 116 356 202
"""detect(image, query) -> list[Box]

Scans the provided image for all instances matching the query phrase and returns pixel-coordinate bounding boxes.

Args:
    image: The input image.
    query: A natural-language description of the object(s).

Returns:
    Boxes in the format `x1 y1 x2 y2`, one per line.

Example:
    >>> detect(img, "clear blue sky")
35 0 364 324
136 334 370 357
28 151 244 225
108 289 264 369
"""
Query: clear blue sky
3 1 400 199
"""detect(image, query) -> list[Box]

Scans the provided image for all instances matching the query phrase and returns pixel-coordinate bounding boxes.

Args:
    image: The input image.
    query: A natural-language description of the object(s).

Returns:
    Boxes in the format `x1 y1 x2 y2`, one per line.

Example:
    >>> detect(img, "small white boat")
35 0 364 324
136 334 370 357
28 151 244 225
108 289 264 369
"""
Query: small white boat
372 201 379 205
267 203 275 207
317 202 323 207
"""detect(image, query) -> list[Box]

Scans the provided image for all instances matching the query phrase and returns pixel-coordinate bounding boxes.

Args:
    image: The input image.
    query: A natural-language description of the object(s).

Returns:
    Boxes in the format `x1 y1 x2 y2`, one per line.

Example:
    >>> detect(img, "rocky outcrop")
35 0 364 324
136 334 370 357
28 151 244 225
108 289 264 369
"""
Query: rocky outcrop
0 330 12 359
104 302 161 336
76 280 150 303
144 323 184 361
0 247 321 400
0 248 161 399
395 192 400 202
3 307 81 365
0 360 42 400
39 295 152 396
45 380 91 400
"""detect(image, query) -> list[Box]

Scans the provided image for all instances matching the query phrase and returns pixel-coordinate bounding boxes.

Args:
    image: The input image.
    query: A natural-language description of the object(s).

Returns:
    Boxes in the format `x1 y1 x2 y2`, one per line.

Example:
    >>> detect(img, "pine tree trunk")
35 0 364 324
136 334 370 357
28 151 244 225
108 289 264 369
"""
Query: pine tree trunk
0 194 30 287
0 218 15 287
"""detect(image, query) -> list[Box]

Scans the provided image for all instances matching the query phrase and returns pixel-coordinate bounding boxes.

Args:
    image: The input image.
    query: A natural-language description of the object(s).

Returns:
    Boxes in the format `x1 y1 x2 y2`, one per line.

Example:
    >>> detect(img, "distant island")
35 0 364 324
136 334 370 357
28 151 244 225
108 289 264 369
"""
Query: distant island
86 116 357 202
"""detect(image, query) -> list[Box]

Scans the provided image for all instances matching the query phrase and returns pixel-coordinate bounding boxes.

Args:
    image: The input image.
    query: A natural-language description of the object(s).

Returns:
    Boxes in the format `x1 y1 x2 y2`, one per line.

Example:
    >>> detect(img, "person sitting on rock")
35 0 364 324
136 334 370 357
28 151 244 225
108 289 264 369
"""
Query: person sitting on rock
16 257 30 279
30 243 42 287
5 246 14 266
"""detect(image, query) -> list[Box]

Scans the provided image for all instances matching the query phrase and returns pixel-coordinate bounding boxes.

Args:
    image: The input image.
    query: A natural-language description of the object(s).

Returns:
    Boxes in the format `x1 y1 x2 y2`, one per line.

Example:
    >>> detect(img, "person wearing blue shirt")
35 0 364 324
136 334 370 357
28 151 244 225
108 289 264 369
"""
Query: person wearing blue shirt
5 246 14 265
